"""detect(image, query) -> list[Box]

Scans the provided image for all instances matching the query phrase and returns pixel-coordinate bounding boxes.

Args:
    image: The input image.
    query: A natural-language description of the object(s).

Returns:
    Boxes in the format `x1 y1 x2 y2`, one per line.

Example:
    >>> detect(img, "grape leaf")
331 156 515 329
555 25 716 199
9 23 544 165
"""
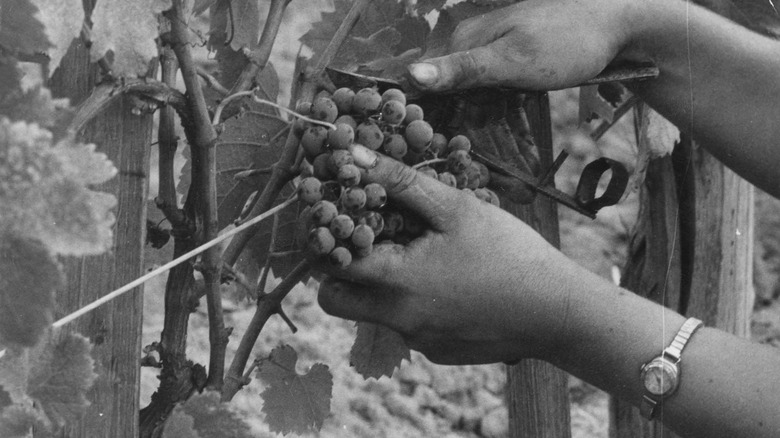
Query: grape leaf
27 332 97 429
301 0 428 75
214 112 289 228
90 0 172 77
227 0 262 52
350 322 410 379
0 0 51 58
174 391 253 438
257 345 333 435
628 104 680 194
31 0 84 72
415 0 448 15
192 0 217 16
0 403 43 438
162 409 202 438
0 347 29 400
0 87 73 138
0 118 118 256
0 56 21 102
0 234 61 348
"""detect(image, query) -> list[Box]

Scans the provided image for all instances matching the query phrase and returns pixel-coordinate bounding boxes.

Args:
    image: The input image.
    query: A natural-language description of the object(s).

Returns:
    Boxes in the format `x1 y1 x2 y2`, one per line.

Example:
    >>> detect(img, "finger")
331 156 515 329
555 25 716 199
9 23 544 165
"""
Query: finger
353 145 463 231
407 41 515 92
317 276 399 325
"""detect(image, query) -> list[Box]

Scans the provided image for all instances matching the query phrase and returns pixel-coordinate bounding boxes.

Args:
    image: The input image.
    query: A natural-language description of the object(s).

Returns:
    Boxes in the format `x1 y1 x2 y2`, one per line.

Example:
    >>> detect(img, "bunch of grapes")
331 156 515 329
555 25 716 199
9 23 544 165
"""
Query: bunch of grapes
294 87 501 268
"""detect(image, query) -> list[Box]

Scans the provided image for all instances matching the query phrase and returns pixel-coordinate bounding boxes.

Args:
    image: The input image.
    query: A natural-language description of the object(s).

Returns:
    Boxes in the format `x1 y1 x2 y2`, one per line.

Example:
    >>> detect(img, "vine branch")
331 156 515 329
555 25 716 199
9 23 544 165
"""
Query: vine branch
227 0 293 95
221 260 311 401
166 0 226 391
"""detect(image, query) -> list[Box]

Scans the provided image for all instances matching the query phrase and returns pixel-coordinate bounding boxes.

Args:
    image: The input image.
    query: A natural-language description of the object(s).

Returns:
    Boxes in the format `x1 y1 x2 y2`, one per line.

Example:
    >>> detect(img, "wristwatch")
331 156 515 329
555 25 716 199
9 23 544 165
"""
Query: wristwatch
639 317 703 420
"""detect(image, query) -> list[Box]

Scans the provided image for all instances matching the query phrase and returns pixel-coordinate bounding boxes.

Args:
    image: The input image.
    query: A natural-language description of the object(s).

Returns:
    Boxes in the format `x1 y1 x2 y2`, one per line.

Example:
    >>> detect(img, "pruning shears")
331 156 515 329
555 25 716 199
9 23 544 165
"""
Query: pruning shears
470 150 629 219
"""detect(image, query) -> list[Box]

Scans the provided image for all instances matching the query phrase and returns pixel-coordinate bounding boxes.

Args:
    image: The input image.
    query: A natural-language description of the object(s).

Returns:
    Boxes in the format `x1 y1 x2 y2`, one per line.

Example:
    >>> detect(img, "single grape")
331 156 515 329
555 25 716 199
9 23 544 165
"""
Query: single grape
341 186 367 212
363 183 387 209
380 210 404 238
474 188 492 203
447 149 472 174
474 161 490 187
292 118 307 137
430 133 448 157
404 104 424 123
301 126 329 158
308 227 336 255
315 90 333 100
330 214 355 239
485 188 501 206
310 200 338 226
327 149 354 174
295 101 312 115
311 97 339 123
383 134 408 160
417 166 437 179
337 163 362 187
437 171 457 187
328 123 355 150
464 162 482 190
354 245 372 258
320 180 343 202
332 87 356 114
299 160 314 178
355 121 384 151
448 135 472 153
312 153 335 180
328 246 353 268
334 114 357 130
352 88 382 114
298 177 323 205
356 211 384 235
351 224 375 249
381 88 407 106
380 100 406 125
454 172 469 189
405 120 434 153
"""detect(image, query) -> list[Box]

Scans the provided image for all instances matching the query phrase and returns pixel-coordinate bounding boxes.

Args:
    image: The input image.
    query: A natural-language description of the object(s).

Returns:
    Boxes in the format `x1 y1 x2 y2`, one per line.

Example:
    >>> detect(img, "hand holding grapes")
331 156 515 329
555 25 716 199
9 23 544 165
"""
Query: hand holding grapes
315 150 584 364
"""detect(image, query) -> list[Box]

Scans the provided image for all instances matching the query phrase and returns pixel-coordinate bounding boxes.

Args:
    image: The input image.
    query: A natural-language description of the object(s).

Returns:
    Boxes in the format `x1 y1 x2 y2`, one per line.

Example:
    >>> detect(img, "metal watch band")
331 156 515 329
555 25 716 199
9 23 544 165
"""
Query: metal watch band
664 317 704 362
640 317 704 420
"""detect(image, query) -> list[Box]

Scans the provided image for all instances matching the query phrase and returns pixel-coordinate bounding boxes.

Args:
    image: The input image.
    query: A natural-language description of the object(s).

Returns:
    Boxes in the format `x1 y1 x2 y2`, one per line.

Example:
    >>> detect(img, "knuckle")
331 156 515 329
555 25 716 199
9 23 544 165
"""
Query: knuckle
450 51 481 87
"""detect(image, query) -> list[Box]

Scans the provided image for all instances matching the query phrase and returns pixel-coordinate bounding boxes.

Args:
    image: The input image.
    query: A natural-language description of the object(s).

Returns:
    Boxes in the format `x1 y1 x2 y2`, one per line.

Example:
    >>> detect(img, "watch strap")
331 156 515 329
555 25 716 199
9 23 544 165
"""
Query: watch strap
663 317 704 362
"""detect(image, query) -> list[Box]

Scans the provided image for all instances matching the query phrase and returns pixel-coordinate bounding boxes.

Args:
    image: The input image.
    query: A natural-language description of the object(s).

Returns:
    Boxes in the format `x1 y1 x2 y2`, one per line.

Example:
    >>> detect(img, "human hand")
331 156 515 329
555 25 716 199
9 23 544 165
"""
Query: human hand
315 147 580 365
407 0 633 92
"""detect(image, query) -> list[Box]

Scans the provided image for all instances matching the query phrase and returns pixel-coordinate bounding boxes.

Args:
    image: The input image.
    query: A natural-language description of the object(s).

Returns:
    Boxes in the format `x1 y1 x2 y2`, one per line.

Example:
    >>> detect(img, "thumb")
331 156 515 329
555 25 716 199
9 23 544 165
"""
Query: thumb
407 46 504 92
350 144 462 231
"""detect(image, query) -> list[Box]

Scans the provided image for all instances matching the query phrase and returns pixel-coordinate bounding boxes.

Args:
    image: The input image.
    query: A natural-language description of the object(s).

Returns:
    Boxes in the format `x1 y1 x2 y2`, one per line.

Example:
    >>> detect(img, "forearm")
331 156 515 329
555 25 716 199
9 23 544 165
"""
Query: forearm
538 261 780 437
618 0 780 197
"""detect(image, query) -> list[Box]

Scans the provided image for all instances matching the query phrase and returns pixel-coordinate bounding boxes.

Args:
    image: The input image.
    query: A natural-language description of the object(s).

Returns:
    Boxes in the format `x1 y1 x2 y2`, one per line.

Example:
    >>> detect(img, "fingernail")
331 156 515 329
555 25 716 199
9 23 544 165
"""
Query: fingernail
408 63 438 87
349 143 378 169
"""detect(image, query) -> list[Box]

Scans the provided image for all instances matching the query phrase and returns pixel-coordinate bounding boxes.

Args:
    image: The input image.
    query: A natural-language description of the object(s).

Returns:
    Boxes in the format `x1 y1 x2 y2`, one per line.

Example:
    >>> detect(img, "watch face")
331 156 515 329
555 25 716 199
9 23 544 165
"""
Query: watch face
642 359 679 396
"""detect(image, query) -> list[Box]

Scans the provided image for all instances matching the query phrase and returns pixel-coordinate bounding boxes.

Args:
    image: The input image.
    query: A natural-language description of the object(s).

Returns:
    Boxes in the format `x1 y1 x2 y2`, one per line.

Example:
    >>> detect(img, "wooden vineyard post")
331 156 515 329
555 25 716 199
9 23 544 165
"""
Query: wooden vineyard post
48 37 152 437
611 107 754 437
505 92 572 438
